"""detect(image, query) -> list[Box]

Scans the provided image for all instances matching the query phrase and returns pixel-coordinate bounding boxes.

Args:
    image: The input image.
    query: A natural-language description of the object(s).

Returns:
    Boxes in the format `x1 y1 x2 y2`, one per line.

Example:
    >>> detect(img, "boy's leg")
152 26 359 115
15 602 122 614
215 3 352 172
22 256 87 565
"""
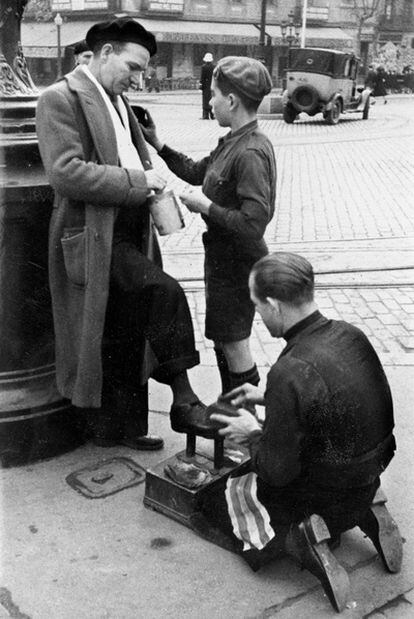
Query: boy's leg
214 346 232 395
221 338 260 390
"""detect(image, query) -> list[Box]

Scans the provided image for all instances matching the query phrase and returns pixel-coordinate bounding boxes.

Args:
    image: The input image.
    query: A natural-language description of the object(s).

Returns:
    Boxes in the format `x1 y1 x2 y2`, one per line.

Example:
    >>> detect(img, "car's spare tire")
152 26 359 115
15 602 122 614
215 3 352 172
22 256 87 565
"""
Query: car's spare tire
290 85 319 112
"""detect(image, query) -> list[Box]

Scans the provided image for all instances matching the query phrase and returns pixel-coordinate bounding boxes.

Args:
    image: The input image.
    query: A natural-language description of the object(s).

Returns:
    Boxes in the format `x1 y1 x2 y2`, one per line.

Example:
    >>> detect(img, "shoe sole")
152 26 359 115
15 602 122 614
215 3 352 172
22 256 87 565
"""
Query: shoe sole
368 505 403 573
170 422 217 439
301 515 351 613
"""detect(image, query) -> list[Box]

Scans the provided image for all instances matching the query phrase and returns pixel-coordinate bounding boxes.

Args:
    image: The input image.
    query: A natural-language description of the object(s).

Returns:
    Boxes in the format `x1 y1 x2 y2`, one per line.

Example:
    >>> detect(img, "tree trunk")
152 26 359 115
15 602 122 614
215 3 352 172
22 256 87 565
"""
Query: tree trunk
1 1 27 65
0 1 36 96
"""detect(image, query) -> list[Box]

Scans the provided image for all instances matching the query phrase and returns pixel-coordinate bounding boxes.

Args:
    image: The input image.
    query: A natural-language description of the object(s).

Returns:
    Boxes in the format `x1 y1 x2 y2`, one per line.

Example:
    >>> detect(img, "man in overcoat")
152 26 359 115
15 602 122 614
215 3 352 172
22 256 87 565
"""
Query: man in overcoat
36 18 213 450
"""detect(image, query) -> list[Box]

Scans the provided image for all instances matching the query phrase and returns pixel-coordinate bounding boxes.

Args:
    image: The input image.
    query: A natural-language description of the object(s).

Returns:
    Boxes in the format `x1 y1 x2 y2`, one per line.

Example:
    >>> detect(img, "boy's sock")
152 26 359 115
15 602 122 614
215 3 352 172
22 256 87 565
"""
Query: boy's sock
228 364 260 390
214 347 232 394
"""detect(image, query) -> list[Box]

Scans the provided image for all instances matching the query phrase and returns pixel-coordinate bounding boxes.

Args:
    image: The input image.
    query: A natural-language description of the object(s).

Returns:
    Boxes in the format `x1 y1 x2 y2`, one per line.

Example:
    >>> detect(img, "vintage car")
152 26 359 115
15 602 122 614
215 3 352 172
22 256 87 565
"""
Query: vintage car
282 48 371 124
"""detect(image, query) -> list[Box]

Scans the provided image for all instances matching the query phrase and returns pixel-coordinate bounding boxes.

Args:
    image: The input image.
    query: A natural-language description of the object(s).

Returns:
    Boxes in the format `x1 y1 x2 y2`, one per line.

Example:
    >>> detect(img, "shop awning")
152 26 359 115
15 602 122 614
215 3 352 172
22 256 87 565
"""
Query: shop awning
134 19 261 45
264 25 354 49
22 21 96 58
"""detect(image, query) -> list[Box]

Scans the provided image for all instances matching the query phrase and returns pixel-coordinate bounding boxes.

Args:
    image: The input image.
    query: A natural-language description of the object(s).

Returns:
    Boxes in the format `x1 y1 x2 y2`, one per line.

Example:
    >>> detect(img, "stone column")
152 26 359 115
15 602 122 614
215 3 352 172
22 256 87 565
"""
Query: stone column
0 1 82 466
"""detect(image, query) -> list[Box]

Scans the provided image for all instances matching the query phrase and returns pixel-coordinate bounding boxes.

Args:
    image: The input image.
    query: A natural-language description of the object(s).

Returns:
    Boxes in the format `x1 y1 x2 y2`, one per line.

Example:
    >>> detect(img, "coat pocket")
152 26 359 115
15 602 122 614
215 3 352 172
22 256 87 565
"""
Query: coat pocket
61 227 89 287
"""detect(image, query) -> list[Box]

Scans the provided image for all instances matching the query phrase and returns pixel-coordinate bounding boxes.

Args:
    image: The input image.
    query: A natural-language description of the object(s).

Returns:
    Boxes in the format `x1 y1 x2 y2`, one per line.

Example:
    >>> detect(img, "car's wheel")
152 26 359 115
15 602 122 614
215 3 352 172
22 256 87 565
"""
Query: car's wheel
326 100 341 125
291 85 319 113
283 103 297 124
362 97 370 120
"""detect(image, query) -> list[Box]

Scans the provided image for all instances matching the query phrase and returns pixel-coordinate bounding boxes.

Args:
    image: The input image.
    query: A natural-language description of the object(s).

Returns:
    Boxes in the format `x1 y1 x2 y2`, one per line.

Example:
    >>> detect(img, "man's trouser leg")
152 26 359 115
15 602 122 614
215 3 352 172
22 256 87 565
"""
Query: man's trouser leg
97 243 199 440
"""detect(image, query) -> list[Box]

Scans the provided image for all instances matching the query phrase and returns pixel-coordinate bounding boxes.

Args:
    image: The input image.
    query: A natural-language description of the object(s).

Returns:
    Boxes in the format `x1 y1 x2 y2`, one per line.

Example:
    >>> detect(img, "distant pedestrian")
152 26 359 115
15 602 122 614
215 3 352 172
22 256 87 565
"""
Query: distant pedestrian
199 52 215 119
364 63 377 91
373 65 388 104
73 40 93 67
146 64 160 92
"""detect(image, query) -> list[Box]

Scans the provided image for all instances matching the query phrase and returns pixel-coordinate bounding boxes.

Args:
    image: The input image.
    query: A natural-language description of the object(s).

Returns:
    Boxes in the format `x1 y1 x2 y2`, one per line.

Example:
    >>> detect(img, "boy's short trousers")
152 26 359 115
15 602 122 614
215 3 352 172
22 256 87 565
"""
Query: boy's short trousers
203 233 265 343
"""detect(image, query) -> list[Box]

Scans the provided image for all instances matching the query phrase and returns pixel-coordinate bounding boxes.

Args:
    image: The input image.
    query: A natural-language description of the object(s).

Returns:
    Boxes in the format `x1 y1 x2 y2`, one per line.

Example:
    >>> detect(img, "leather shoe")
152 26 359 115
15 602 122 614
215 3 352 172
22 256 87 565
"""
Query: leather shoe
286 514 351 613
358 487 403 573
93 434 164 451
170 401 217 438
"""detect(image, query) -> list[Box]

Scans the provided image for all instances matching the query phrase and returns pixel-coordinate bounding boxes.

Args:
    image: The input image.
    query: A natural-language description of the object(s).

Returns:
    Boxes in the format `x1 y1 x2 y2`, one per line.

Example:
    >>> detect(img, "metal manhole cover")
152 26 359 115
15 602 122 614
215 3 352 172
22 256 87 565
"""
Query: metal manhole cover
66 457 146 499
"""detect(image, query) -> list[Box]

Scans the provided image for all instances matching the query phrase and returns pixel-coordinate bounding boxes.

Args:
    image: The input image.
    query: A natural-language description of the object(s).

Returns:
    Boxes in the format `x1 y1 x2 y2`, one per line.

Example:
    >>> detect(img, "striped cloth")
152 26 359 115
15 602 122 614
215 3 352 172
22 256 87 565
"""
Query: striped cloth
225 472 275 552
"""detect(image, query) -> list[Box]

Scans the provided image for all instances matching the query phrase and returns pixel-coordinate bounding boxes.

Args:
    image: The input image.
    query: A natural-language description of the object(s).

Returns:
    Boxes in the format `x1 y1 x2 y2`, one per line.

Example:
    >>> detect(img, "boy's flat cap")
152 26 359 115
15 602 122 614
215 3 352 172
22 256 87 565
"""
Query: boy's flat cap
214 56 272 101
86 17 157 56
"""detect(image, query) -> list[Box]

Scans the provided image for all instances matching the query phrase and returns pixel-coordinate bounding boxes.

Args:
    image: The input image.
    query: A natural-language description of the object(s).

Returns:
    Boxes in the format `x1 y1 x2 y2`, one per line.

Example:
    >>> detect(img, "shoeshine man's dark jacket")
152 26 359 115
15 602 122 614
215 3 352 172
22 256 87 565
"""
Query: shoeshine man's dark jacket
248 311 395 524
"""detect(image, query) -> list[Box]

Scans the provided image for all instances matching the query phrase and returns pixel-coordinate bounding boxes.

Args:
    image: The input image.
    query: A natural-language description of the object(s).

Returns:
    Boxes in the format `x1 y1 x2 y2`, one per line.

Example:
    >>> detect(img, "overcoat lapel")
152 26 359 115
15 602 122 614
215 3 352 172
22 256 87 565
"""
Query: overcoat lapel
66 68 118 165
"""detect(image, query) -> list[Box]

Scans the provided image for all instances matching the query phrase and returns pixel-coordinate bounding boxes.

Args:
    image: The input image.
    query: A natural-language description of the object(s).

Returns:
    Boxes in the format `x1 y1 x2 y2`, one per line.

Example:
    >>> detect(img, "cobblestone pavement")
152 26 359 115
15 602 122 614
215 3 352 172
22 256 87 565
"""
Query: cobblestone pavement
131 94 414 369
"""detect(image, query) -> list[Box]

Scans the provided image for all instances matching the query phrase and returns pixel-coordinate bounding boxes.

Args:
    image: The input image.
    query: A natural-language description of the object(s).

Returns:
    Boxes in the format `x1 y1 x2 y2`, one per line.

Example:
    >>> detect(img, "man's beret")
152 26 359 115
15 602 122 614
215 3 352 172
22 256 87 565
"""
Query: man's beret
86 18 157 56
214 56 272 102
73 40 90 55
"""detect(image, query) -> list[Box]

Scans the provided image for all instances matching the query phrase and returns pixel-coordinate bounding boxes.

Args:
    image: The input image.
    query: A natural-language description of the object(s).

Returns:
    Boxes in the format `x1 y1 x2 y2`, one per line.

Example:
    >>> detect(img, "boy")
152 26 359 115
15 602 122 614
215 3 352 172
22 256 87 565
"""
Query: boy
141 56 276 394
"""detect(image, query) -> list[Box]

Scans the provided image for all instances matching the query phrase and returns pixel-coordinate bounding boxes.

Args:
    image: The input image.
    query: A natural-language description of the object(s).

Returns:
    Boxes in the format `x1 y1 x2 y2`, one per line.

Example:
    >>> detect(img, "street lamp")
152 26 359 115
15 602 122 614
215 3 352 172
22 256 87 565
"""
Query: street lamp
280 12 301 49
280 12 301 89
54 12 63 79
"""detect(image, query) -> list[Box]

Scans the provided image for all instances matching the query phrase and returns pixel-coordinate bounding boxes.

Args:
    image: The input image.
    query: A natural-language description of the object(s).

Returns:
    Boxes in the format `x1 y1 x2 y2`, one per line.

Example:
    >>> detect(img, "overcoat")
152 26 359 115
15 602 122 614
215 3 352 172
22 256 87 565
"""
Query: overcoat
36 67 159 409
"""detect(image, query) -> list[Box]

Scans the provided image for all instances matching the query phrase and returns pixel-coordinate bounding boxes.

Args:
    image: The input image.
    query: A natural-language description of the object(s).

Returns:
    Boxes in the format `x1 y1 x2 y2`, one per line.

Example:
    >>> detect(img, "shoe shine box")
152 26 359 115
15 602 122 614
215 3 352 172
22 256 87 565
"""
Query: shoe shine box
144 441 248 527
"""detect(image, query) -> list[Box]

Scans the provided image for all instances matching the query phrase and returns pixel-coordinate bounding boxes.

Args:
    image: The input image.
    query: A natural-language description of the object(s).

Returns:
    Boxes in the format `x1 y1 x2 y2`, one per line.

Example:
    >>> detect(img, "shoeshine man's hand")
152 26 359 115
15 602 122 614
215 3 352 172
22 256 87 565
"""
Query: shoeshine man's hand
210 408 262 445
179 186 212 216
222 383 265 408
145 169 167 193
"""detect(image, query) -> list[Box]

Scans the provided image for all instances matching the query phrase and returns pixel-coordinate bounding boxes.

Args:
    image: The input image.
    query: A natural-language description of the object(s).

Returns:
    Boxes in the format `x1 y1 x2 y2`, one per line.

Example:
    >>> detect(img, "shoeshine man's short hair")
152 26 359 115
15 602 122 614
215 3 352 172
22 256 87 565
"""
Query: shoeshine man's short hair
251 252 315 305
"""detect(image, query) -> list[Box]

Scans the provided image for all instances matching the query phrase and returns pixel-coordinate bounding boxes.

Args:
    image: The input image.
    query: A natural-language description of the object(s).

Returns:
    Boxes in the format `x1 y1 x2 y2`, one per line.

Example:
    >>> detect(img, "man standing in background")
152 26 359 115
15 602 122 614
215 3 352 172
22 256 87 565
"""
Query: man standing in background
73 40 93 66
199 52 215 119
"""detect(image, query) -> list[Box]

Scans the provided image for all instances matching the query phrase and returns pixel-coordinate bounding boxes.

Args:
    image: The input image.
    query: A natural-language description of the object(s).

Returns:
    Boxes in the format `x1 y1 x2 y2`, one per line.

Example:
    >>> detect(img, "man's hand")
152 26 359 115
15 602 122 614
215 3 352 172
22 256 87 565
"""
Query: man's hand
139 109 164 152
179 186 212 215
145 169 167 193
210 408 262 445
222 383 265 408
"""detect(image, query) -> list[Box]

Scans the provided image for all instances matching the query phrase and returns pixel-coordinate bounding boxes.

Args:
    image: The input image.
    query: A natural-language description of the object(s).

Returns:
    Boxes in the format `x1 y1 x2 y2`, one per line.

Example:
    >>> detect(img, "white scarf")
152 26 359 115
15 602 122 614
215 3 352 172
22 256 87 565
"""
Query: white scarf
81 65 143 171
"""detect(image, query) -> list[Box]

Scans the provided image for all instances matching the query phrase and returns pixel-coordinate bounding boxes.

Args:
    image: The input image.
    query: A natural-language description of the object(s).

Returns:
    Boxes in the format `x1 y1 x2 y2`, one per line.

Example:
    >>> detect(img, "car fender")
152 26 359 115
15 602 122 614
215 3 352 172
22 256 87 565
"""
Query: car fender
282 89 289 105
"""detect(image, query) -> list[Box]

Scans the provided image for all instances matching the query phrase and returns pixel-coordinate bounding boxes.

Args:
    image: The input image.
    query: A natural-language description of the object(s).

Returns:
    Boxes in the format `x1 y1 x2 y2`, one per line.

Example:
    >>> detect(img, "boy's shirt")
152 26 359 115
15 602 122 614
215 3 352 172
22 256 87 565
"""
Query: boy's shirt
159 120 276 254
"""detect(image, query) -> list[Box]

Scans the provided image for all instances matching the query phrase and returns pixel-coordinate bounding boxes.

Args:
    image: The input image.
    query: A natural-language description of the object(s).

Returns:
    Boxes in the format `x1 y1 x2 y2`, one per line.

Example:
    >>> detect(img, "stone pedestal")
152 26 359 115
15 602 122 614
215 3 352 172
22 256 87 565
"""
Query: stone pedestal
0 93 84 467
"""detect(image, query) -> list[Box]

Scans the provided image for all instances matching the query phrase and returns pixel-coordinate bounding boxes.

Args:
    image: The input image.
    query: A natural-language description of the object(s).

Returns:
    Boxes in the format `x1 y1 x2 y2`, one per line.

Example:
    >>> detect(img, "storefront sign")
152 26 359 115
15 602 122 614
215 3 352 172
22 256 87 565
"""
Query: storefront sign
147 0 184 11
156 32 256 44
23 46 57 58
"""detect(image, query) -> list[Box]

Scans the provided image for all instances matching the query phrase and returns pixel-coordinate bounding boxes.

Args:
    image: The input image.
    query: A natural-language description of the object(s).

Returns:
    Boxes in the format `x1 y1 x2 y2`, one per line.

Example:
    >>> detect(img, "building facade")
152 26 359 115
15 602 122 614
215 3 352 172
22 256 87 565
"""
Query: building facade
22 0 414 86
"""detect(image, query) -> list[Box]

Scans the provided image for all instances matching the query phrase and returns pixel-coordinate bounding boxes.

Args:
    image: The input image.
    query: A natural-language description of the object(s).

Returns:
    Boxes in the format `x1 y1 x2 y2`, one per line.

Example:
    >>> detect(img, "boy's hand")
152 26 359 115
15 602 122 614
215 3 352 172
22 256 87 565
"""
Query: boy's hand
179 186 212 215
139 110 164 152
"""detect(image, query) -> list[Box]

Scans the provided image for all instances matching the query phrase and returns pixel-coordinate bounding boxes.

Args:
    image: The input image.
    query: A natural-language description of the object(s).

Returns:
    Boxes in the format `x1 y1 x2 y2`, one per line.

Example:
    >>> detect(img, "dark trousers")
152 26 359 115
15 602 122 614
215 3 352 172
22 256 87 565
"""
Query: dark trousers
199 474 380 572
202 89 213 119
95 242 199 439
198 480 289 572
